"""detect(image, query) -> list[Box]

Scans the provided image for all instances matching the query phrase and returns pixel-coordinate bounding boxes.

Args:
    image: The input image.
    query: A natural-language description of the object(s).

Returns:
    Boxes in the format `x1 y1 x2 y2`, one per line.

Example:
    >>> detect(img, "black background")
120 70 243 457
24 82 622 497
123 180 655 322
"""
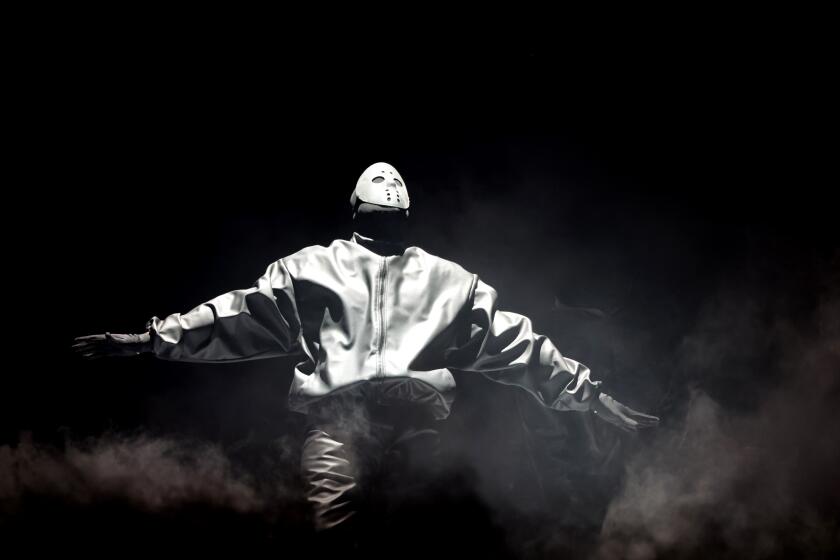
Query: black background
2 14 837 559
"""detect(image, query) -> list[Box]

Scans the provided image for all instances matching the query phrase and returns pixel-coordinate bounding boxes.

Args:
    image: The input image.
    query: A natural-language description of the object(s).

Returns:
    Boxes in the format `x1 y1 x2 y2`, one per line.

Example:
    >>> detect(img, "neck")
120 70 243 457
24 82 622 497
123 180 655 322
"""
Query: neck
351 231 407 256
351 203 410 253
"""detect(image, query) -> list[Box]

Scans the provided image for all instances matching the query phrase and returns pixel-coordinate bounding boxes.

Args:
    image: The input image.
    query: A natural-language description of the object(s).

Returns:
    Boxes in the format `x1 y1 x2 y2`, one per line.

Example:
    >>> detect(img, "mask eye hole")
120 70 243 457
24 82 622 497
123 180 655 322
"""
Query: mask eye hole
394 179 402 187
372 176 385 183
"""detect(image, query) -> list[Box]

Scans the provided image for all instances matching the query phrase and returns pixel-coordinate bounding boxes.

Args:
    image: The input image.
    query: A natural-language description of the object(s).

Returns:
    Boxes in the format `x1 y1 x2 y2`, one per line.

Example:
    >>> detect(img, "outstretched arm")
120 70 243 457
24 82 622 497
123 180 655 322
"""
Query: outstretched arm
74 259 303 363
445 277 658 431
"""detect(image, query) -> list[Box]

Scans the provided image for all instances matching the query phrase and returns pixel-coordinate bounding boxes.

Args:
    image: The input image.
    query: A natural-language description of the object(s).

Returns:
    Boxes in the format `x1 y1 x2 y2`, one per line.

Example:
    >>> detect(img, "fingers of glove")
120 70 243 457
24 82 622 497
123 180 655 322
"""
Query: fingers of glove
613 409 641 431
612 418 637 433
75 334 108 343
620 414 658 431
633 414 660 427
621 419 640 432
599 409 656 433
73 343 117 355
613 400 636 415
595 408 634 432
622 408 660 426
614 402 659 423
73 342 103 353
73 339 106 348
73 334 141 353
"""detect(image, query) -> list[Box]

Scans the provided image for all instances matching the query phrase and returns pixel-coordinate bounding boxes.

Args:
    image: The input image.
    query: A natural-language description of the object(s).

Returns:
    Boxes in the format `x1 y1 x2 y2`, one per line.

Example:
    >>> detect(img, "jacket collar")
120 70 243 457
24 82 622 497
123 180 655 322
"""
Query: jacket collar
350 231 408 257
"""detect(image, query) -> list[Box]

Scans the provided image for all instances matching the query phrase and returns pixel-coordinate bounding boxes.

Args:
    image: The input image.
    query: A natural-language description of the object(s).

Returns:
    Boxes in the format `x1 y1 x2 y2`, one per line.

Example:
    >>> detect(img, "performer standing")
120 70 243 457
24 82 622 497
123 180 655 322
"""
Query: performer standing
74 162 658 536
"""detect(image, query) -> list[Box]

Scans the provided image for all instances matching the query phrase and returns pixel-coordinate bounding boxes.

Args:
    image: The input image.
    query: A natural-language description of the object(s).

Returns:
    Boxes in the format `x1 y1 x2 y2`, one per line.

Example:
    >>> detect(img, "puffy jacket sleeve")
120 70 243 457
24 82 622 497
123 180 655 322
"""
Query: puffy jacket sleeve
445 276 602 411
146 259 303 362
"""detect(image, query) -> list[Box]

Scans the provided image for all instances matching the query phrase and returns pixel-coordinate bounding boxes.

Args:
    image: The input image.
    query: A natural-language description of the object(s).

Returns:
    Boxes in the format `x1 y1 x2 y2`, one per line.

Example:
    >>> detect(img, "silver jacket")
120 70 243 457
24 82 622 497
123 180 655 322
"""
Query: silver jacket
147 232 601 419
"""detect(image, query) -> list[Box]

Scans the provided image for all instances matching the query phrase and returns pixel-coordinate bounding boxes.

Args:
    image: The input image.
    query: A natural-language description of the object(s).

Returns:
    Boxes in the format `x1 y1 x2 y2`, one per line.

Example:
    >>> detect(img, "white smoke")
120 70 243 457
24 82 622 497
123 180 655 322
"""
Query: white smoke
0 433 270 514
596 268 840 559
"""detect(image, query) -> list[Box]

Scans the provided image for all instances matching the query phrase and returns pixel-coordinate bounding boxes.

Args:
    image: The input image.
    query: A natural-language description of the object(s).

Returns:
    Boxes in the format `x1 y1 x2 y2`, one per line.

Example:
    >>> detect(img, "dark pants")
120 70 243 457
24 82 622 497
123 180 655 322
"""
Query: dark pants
300 393 442 537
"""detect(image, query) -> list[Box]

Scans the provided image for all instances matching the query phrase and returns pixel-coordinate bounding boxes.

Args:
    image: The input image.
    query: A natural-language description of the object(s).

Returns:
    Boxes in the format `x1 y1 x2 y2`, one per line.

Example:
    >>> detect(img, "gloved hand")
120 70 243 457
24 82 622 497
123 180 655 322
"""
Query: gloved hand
73 332 152 359
591 392 659 432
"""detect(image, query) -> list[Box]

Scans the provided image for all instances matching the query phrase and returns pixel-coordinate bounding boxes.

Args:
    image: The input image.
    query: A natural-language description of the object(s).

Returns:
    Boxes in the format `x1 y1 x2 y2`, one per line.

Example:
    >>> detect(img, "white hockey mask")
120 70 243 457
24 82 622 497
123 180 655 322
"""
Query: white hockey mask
350 162 410 210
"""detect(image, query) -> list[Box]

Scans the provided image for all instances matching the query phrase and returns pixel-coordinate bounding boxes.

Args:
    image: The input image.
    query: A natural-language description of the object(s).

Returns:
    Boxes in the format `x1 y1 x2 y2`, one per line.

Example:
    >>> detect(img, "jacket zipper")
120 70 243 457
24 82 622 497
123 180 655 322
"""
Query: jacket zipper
376 257 388 378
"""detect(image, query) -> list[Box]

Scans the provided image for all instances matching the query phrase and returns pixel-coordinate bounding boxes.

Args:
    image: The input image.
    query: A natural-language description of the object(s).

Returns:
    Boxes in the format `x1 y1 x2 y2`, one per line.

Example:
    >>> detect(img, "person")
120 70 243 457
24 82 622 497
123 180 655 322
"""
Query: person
74 162 658 540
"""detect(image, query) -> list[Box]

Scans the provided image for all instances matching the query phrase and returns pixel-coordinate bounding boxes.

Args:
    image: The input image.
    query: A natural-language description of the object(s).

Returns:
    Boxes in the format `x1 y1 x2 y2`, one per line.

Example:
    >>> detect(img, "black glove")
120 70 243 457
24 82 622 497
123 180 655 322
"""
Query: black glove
591 393 659 432
73 332 152 359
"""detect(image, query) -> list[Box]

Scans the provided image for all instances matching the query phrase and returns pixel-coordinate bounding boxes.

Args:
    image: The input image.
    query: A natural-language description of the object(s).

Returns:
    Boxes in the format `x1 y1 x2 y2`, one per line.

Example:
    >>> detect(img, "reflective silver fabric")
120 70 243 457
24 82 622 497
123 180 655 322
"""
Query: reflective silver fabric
300 394 441 531
147 232 601 418
301 428 359 530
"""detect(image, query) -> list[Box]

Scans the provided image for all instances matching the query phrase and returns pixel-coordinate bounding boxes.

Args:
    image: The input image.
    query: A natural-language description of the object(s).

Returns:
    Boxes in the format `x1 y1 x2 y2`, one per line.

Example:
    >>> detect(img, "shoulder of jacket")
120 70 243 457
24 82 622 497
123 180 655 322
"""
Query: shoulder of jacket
275 239 362 275
409 246 477 283
269 243 327 274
